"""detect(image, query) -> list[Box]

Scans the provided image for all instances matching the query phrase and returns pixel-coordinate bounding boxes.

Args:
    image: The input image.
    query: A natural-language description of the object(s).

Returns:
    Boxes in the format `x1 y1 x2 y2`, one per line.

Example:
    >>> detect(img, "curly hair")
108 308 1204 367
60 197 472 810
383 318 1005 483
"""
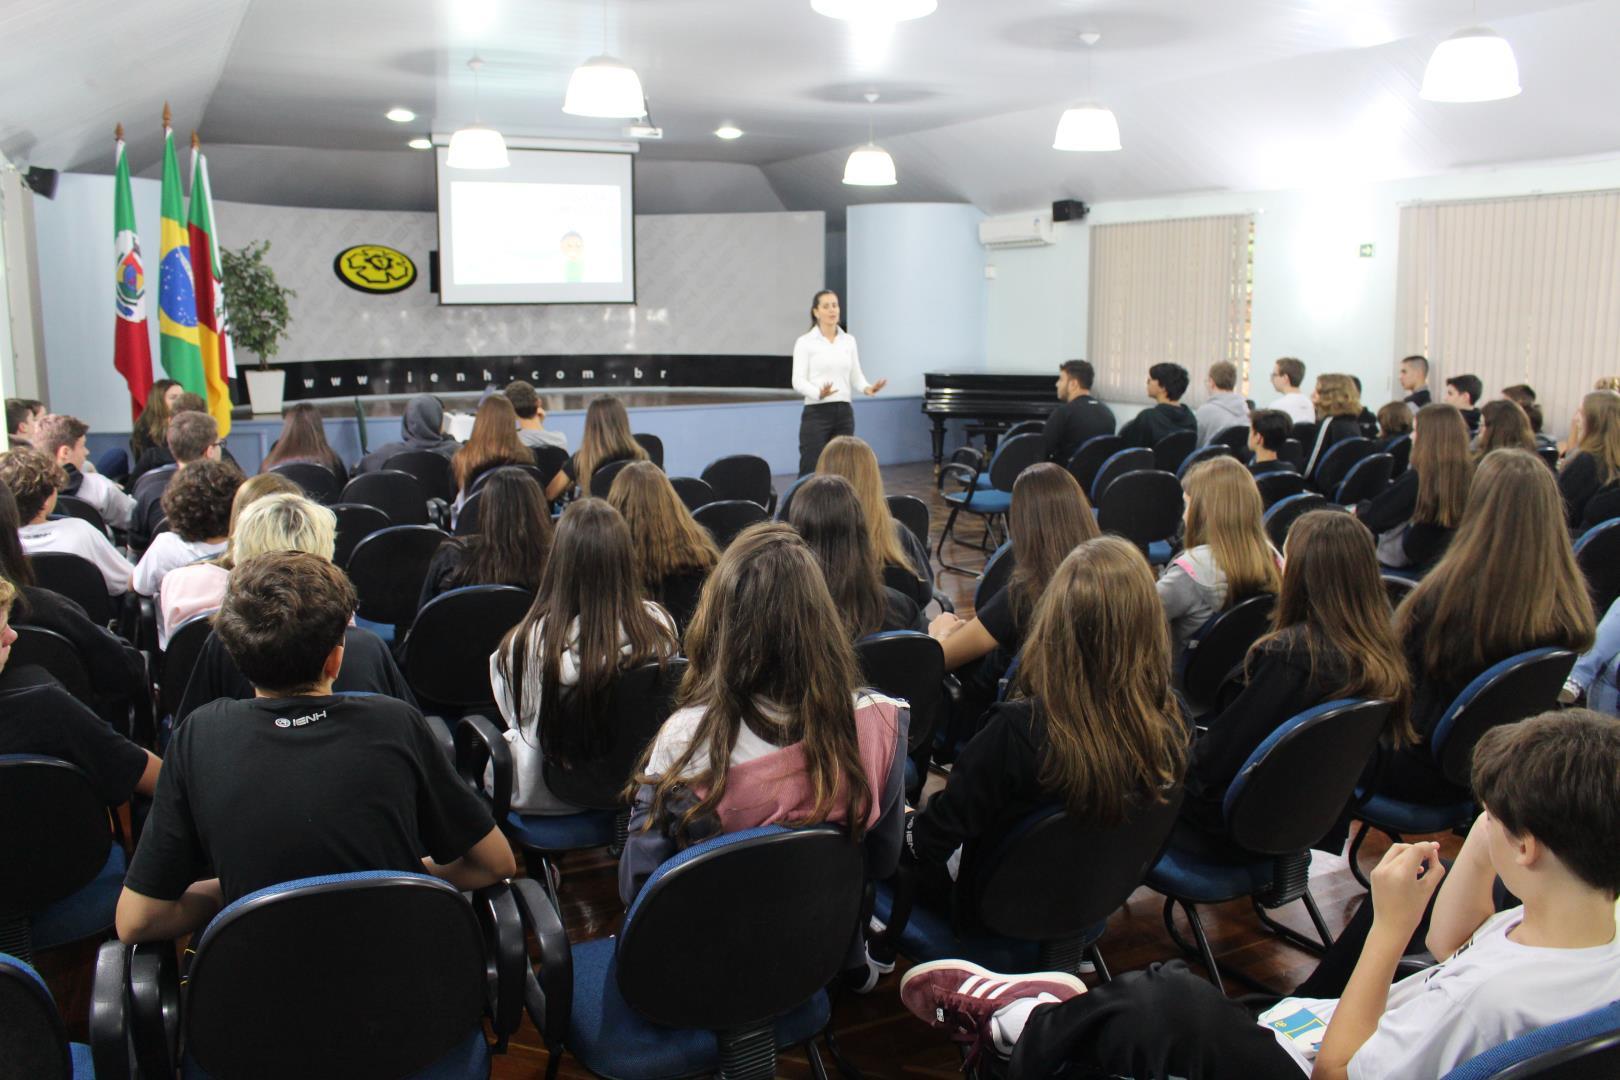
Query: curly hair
0 448 68 522
161 460 244 541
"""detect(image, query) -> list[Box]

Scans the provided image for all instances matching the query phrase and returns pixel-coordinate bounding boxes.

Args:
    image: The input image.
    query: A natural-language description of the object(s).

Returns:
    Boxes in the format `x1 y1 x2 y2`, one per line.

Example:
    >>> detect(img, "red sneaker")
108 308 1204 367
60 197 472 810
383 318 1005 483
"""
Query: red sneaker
899 959 1086 1063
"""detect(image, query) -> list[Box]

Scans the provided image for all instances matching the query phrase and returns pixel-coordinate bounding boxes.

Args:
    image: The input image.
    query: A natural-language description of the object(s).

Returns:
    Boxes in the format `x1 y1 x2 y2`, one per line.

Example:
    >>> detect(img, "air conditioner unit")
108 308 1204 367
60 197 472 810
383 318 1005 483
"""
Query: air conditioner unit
978 212 1056 249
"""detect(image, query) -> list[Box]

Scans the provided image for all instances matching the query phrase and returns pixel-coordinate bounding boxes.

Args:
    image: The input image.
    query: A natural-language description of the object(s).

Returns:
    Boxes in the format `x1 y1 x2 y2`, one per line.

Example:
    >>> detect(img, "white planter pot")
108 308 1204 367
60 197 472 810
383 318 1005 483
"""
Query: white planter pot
244 368 286 415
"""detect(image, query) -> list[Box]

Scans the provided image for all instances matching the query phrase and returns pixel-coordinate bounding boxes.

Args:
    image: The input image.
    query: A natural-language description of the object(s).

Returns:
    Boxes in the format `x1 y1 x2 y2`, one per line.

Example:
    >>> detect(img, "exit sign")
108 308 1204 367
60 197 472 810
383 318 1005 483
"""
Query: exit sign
1359 243 1375 258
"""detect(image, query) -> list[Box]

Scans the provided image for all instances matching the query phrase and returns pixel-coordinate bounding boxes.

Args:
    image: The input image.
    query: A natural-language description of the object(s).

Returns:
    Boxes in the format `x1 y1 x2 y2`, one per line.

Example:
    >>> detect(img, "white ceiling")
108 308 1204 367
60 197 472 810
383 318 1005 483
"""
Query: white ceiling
4 0 1618 218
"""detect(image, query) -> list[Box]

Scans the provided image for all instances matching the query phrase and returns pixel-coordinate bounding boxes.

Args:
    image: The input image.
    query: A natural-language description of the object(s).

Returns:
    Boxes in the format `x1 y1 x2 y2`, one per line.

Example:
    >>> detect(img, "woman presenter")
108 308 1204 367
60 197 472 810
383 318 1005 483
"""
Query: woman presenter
792 289 886 475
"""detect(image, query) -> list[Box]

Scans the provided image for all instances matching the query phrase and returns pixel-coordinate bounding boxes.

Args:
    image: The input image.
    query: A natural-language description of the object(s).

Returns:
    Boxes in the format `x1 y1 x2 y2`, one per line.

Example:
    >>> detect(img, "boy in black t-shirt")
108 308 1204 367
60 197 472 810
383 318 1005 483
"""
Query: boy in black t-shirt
1248 409 1297 476
116 552 513 943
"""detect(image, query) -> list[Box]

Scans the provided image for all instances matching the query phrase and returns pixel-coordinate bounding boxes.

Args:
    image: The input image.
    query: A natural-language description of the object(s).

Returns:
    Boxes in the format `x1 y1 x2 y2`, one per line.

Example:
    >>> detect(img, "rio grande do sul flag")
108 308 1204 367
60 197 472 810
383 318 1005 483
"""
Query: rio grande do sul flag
158 106 205 398
112 124 154 421
188 134 233 436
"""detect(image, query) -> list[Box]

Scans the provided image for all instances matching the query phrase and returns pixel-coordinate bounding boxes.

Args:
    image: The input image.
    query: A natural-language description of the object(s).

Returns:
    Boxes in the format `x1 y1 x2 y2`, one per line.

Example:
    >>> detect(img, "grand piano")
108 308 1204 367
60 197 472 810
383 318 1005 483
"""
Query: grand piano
921 372 1056 471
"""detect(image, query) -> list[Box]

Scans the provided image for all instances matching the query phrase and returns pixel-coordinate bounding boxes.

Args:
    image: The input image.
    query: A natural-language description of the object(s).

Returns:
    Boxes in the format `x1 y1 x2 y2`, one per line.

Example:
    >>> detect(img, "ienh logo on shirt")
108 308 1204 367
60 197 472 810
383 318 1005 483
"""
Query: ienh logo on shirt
273 710 327 729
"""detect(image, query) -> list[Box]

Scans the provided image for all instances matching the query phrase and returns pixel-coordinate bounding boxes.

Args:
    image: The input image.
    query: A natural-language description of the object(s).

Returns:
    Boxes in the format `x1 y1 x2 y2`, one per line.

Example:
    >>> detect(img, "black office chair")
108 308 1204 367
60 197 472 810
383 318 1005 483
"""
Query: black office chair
1176 444 1232 479
1263 492 1333 548
339 469 430 526
1290 420 1318 447
52 495 112 538
1146 699 1392 992
856 631 945 798
938 434 1045 575
633 432 664 468
92 873 526 1079
269 462 344 504
669 476 717 513
469 462 551 497
160 613 218 725
700 453 776 512
1153 430 1197 474
29 552 117 627
1211 425 1252 456
383 449 454 503
347 525 449 639
1576 519 1620 614
514 825 861 1080
327 502 392 569
454 489 485 536
1067 434 1126 496
0 755 122 963
530 445 570 491
974 541 1016 611
131 464 176 505
886 494 930 550
1181 594 1277 713
1311 436 1374 495
1255 470 1309 509
1383 573 1418 608
7 626 95 709
1536 444 1562 473
400 585 535 715
1004 420 1045 441
1385 433 1413 477
1089 447 1154 504
693 499 768 549
590 457 636 498
1581 485 1620 531
0 952 94 1079
1278 437 1305 470
1334 452 1394 505
1097 470 1183 564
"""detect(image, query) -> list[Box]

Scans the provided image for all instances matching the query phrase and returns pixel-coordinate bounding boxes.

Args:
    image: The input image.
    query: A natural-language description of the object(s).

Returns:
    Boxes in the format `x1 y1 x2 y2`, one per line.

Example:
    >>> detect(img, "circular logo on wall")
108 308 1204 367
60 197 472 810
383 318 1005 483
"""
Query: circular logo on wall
334 244 417 294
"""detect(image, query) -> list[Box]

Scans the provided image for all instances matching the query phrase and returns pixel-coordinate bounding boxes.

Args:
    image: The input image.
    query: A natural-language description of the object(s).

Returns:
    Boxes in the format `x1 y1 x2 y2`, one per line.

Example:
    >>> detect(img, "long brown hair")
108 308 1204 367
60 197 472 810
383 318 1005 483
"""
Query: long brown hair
816 435 916 575
0 479 35 587
261 402 347 475
1253 511 1413 743
1476 400 1535 457
452 395 529 491
1014 537 1186 823
635 523 872 841
448 467 553 591
131 379 179 457
495 499 676 765
607 461 719 588
1411 403 1474 527
575 397 647 496
1570 390 1620 487
1398 450 1595 681
1009 463 1100 623
788 474 887 639
1181 457 1280 606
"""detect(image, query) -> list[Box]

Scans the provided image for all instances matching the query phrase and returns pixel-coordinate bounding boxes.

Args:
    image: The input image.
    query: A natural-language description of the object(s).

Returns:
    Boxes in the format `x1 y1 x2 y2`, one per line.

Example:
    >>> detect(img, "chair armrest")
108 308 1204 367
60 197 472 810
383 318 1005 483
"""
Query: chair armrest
456 713 513 819
472 882 526 1047
426 497 450 530
423 715 456 767
90 941 135 1080
939 462 980 496
931 589 955 615
512 876 574 1050
125 941 180 1080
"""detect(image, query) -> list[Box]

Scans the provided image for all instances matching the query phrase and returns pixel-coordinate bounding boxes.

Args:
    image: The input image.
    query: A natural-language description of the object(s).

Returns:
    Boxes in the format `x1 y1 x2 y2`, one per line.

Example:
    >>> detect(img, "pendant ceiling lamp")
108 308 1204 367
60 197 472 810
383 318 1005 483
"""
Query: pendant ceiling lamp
843 92 897 186
564 2 646 118
1420 26 1521 102
447 57 509 169
811 0 936 22
1054 32 1121 152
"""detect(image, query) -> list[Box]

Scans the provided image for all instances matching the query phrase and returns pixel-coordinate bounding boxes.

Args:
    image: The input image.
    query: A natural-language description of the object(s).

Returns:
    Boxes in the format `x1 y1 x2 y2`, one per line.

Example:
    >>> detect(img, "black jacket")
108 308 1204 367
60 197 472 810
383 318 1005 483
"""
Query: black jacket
1042 397 1116 464
1118 403 1196 450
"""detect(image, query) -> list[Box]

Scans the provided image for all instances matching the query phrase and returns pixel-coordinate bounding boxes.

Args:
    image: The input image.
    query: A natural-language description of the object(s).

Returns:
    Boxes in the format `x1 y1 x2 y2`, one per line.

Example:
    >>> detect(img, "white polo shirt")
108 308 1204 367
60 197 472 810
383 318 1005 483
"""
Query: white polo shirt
791 327 871 406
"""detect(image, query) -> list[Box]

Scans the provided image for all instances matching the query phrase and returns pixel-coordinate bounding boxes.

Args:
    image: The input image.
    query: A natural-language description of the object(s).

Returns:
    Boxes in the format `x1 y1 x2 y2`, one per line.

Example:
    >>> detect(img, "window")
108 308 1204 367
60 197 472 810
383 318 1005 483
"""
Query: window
1395 189 1620 436
1086 213 1254 405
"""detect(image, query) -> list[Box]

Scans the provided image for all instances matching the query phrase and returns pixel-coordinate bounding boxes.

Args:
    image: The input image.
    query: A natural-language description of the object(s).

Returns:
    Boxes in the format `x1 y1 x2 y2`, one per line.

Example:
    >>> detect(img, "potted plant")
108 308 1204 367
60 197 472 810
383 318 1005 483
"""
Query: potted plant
221 240 296 414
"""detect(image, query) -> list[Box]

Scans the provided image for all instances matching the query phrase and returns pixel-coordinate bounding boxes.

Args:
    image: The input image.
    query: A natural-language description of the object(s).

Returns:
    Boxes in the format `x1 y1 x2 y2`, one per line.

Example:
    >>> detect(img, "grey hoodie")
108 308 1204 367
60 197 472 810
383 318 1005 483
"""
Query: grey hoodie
1195 391 1251 447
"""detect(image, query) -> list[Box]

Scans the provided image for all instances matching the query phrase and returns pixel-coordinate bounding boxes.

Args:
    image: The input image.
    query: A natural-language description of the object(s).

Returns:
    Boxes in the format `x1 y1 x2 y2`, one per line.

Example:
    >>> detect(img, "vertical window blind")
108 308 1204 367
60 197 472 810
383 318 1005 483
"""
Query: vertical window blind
1086 214 1253 406
1395 189 1620 437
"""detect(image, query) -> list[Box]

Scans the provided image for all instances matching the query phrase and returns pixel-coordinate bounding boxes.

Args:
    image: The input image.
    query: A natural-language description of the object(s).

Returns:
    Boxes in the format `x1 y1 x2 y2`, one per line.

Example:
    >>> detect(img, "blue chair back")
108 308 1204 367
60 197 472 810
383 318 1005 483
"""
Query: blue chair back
1313 436 1374 493
1255 469 1309 509
1430 648 1576 789
541 659 689 810
1091 448 1154 503
1097 470 1183 549
0 756 113 933
616 826 863 1031
1278 437 1306 469
774 472 815 521
1153 430 1197 474
1176 443 1231 479
339 469 429 526
184 872 487 1079
347 524 448 627
1263 492 1332 548
887 494 931 550
1067 434 1126 495
402 585 535 710
1223 700 1391 854
1575 519 1620 615
1441 999 1620 1079
0 952 77 1080
1335 452 1394 505
856 631 944 754
1211 426 1252 455
1181 594 1277 709
1386 433 1413 477
986 434 1046 492
975 542 1016 611
7 625 94 709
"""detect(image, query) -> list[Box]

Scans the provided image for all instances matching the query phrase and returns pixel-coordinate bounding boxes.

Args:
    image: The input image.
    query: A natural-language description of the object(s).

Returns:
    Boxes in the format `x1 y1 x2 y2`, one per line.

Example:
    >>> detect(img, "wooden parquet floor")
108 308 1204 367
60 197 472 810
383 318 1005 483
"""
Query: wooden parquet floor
33 460 1460 1078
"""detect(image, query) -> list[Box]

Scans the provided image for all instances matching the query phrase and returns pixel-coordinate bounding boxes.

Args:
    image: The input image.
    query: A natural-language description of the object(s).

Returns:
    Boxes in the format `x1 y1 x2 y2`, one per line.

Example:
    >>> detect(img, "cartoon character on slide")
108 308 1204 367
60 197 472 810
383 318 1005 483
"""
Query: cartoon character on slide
560 231 585 283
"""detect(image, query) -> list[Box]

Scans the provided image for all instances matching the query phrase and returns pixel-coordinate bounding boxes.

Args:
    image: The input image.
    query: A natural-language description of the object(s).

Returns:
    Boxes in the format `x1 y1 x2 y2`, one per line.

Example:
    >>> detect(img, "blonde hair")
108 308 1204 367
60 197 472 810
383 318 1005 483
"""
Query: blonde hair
816 435 915 575
1181 457 1281 605
218 473 303 569
0 573 15 611
1313 374 1361 419
1573 390 1620 487
231 493 337 564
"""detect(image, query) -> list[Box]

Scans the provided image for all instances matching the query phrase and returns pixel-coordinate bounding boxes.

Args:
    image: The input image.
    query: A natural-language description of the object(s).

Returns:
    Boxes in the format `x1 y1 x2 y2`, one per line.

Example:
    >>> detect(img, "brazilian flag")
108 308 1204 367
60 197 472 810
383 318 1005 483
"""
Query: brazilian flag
158 124 205 396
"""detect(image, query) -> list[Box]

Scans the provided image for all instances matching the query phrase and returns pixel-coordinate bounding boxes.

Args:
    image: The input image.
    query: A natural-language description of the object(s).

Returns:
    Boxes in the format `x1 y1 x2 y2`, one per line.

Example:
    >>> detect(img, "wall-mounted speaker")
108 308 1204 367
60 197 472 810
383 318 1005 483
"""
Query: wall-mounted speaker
23 167 58 200
1052 199 1088 222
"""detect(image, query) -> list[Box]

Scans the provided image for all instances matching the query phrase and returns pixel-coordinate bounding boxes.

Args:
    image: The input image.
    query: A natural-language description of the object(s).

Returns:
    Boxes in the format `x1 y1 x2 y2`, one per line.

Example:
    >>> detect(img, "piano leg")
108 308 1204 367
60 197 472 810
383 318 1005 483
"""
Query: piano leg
930 418 946 477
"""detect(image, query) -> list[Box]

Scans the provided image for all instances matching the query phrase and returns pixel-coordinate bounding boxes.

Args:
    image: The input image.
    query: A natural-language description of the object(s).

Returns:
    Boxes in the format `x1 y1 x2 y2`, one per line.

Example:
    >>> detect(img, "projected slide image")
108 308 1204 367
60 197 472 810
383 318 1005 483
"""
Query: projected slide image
449 181 625 286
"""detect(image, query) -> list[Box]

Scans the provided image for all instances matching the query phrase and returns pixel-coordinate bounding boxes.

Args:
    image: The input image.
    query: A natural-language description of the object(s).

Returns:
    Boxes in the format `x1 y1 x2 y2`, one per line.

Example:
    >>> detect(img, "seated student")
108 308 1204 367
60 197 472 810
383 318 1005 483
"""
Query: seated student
1247 409 1296 475
1302 373 1365 480
115 551 514 941
1444 373 1484 432
1558 389 1620 529
1562 595 1620 709
489 499 678 816
0 447 131 596
0 574 160 797
606 460 719 632
6 397 39 447
356 394 461 473
132 409 222 549
817 435 932 607
1118 363 1197 449
129 380 182 477
505 380 568 452
1195 361 1250 448
789 475 925 637
130 391 209 482
1042 359 1115 464
545 396 647 502
260 401 349 483
1374 400 1412 449
1182 510 1410 832
906 537 1186 918
929 463 1099 674
901 709 1620 1080
1475 399 1537 458
419 467 552 610
132 460 241 597
451 395 532 518
174 496 415 721
156 472 300 647
1157 457 1280 664
620 523 907 981
1268 357 1316 425
1399 354 1431 410
33 414 137 530
1383 449 1594 803
1501 384 1555 449
1355 403 1472 572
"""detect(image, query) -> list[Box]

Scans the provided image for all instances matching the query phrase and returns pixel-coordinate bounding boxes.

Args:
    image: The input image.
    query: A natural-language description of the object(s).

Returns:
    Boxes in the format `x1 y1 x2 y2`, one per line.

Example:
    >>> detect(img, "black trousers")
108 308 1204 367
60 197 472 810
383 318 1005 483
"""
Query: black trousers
799 401 855 476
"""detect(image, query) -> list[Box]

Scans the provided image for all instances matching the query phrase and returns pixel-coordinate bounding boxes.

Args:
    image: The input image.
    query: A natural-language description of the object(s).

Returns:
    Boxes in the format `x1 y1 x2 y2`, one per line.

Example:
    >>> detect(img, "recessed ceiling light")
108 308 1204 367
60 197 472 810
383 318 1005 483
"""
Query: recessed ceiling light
407 138 433 150
714 125 743 140
386 107 417 123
